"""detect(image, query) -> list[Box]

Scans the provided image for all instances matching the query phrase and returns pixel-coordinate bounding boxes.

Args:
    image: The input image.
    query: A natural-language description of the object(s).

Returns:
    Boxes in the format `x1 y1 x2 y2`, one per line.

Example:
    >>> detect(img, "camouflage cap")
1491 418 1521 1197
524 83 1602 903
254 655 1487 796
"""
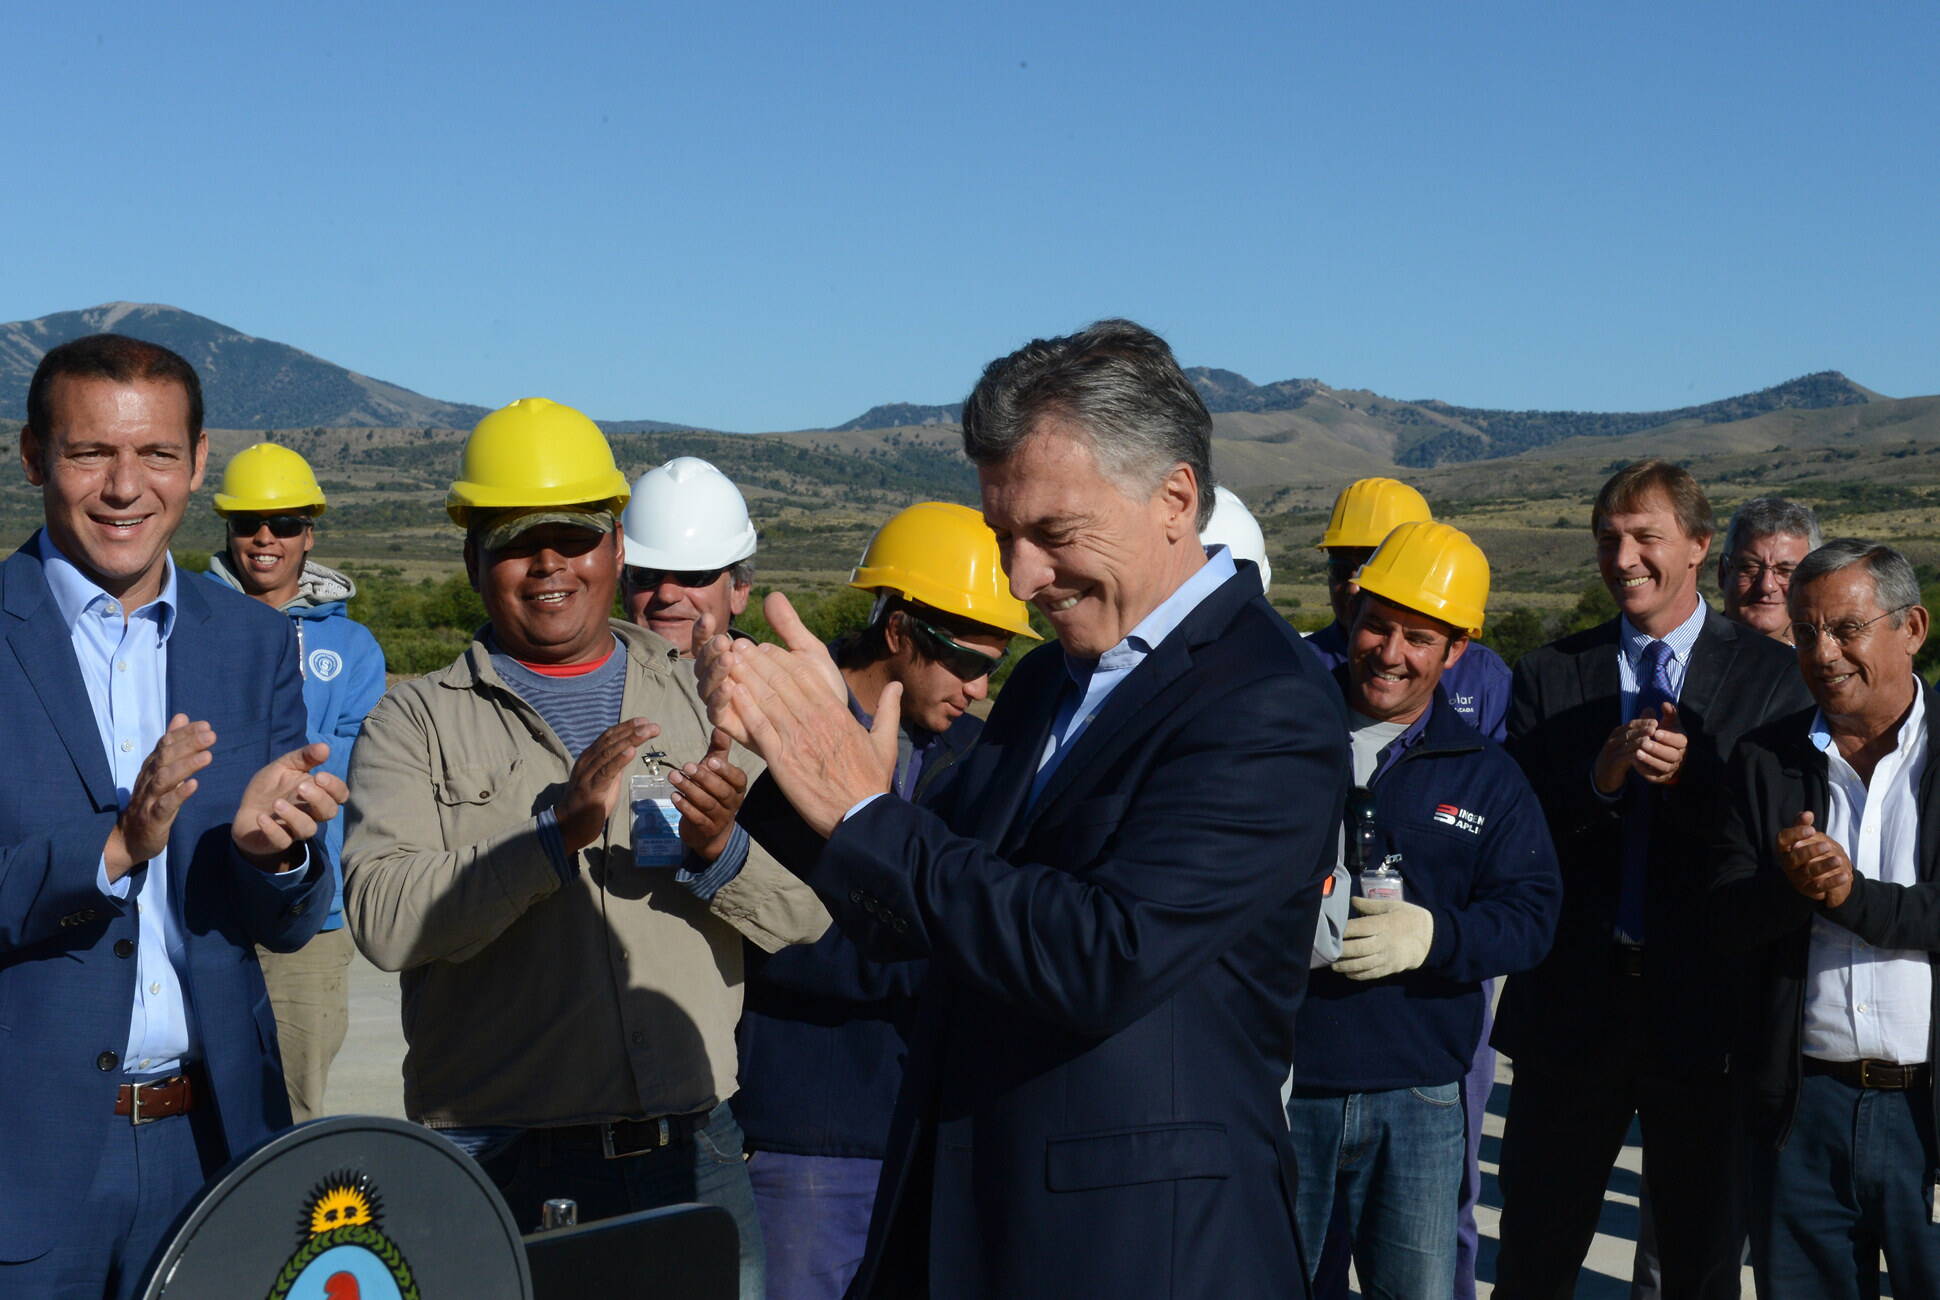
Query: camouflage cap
474 507 618 552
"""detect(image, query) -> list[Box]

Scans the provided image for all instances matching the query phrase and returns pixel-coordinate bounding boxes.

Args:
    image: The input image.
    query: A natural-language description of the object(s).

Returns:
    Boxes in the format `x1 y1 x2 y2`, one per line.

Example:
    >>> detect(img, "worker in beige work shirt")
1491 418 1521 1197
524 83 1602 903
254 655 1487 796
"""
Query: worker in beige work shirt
343 398 826 1300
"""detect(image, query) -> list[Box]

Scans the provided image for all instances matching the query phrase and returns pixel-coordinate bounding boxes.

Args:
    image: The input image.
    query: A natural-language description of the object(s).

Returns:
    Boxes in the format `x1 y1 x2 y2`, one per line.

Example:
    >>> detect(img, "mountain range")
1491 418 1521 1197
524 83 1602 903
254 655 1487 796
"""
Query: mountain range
0 302 1912 473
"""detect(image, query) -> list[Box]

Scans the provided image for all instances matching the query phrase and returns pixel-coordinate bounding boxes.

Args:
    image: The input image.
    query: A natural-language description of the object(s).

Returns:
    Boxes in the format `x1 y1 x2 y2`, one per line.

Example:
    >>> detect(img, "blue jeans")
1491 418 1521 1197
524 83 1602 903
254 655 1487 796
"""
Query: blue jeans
748 1151 881 1300
1752 1072 1940 1300
1288 1081 1466 1298
469 1100 765 1300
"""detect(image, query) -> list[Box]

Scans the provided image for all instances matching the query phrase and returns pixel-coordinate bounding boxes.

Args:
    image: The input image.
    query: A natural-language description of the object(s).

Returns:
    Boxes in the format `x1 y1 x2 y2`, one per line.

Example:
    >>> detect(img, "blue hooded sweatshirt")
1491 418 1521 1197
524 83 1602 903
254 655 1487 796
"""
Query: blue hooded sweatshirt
205 555 387 929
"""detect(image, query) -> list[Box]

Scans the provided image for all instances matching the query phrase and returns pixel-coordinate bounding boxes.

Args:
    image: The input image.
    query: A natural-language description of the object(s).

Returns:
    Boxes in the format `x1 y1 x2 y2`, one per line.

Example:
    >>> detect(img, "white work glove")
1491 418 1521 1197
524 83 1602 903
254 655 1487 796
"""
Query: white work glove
1334 896 1434 981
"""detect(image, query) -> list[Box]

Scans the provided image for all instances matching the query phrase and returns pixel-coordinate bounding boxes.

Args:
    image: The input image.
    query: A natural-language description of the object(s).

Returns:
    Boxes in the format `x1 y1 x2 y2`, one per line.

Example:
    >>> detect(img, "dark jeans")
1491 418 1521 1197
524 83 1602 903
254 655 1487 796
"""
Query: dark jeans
748 1151 881 1300
1495 1032 1744 1299
473 1100 765 1300
1751 1072 1940 1300
1288 1081 1467 1298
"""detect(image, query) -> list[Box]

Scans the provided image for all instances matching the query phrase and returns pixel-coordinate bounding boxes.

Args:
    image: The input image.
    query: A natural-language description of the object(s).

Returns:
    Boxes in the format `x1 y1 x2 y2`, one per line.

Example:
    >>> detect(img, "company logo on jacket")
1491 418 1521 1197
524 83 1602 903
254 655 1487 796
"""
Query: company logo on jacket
308 649 344 681
1433 803 1485 833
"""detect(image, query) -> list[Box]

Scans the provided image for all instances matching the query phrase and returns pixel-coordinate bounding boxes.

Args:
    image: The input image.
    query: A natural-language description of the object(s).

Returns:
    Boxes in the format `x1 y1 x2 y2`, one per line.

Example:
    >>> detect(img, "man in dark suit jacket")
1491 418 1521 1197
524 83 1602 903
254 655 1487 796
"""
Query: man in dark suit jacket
1707 540 1940 1296
704 319 1349 1299
1491 460 1810 1298
0 335 346 1299
738 500 1040 1299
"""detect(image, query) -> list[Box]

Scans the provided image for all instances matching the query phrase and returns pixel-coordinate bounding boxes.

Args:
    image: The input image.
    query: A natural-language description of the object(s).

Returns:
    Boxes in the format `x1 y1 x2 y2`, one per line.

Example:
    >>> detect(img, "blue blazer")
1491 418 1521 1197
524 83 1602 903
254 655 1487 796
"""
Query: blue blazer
743 570 1349 1299
0 539 329 1262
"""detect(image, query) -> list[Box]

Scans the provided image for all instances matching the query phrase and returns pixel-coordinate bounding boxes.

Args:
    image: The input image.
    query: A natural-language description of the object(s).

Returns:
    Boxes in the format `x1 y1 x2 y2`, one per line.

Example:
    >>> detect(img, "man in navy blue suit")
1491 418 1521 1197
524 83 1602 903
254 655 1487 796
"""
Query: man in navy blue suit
703 319 1350 1299
0 335 347 1299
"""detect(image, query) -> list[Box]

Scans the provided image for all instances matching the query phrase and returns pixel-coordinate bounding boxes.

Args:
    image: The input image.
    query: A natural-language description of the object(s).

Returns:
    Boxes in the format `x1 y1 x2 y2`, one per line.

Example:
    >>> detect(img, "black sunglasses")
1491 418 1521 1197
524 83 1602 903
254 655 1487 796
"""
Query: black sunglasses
626 565 729 590
227 513 313 538
902 613 1005 682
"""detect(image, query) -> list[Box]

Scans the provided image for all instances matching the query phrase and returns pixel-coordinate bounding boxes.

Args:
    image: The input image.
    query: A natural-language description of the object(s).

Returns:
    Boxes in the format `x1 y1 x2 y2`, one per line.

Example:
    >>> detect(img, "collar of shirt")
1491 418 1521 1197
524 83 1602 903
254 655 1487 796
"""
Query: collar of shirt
1808 679 1929 777
1060 545 1239 692
1380 703 1436 773
1618 597 1706 674
38 529 179 641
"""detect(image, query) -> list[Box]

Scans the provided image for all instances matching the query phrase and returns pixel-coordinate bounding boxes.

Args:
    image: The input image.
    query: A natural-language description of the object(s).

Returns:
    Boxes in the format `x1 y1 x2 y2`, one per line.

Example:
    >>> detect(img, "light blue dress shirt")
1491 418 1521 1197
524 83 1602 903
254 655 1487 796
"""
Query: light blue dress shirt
42 535 196 1075
44 535 306 1076
1028 546 1238 806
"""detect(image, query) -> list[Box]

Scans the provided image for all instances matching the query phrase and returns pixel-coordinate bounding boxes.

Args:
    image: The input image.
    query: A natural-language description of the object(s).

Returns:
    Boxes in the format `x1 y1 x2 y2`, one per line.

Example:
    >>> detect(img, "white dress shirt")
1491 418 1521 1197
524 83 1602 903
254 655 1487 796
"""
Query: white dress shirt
1801 684 1931 1065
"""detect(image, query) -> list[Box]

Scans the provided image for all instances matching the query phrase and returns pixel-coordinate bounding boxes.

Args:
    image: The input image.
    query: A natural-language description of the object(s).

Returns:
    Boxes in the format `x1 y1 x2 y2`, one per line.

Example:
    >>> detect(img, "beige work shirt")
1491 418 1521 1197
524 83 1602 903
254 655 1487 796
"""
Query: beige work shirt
343 620 829 1129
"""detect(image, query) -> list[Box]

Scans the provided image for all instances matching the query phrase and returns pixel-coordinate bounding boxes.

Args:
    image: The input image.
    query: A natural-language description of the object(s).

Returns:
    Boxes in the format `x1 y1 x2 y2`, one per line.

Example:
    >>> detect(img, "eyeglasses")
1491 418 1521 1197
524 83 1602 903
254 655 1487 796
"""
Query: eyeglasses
901 613 1006 682
226 513 313 538
1788 605 1914 650
1724 557 1800 585
626 565 729 590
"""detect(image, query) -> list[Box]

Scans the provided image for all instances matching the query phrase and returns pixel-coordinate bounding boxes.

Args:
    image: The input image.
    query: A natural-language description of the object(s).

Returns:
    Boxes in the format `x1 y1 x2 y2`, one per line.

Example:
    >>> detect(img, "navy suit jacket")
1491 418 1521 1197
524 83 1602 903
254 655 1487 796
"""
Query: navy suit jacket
0 539 329 1261
744 569 1349 1299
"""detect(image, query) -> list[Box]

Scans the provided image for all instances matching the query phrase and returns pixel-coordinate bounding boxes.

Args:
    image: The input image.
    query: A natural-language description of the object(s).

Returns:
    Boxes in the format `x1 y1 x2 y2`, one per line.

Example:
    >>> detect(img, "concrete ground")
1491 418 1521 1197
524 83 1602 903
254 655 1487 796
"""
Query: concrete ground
328 954 1764 1296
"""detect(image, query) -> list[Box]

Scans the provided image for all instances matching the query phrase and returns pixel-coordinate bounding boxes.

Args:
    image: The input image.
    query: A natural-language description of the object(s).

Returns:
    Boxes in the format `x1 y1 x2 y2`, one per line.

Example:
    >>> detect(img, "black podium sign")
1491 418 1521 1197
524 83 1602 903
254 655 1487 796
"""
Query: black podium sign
139 1116 532 1300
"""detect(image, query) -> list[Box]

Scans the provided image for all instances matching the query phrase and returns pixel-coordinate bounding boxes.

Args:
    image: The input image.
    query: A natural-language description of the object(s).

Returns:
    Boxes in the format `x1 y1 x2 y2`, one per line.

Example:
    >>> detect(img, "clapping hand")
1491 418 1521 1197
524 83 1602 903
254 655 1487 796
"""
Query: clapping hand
695 591 898 836
1777 811 1854 908
671 728 749 862
232 742 351 871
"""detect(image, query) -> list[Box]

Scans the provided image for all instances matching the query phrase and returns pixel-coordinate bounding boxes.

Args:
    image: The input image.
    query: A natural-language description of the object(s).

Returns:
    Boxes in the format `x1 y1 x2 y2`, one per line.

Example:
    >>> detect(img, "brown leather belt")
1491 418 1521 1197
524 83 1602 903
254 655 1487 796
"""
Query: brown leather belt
1803 1058 1932 1090
114 1073 195 1123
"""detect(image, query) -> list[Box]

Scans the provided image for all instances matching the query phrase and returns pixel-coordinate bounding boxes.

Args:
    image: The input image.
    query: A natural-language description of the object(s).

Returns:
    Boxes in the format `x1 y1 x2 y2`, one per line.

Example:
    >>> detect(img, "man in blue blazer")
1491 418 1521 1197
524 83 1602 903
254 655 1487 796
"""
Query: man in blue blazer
706 320 1350 1299
0 335 347 1299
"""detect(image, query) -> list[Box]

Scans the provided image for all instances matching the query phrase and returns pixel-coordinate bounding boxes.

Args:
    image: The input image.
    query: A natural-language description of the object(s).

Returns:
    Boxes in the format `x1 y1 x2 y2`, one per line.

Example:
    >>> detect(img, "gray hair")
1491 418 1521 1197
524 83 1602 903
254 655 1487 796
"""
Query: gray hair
1720 498 1821 576
730 559 755 588
960 318 1216 528
1789 538 1921 626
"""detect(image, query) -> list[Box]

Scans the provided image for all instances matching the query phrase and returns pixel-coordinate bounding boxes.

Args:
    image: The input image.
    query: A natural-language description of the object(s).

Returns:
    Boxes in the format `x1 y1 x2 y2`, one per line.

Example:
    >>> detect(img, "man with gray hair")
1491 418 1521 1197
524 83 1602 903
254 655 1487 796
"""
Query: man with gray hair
1707 539 1940 1294
1719 497 1822 645
699 318 1350 1298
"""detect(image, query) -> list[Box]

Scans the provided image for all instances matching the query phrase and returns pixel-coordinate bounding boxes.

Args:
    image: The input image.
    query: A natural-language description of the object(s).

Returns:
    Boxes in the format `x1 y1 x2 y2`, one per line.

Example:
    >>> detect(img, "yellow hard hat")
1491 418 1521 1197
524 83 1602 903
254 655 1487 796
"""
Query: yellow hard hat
1354 520 1490 637
849 502 1041 640
212 443 326 516
446 397 630 528
1317 477 1432 550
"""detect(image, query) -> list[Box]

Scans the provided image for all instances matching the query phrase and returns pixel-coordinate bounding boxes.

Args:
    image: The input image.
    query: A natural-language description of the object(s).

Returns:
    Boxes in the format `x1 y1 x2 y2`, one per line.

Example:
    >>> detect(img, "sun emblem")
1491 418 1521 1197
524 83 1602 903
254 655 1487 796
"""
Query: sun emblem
270 1171 417 1300
303 1172 382 1237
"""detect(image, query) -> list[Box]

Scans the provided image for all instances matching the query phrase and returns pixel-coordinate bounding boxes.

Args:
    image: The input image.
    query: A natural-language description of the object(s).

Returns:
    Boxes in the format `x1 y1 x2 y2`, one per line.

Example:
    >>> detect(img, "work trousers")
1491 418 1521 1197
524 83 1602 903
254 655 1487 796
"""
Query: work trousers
1751 1072 1940 1299
256 924 354 1122
748 1150 881 1300
1287 1081 1466 1298
1494 1037 1743 1300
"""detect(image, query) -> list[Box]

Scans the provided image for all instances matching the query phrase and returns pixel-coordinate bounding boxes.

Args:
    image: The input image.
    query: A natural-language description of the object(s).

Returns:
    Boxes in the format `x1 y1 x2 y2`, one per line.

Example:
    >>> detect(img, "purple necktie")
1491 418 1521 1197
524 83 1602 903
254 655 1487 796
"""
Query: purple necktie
1616 639 1676 941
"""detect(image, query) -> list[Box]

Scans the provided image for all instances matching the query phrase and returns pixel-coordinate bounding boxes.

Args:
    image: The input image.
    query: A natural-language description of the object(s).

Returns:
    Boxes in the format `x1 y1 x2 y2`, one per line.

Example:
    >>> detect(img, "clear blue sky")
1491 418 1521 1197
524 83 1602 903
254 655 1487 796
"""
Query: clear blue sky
8 1 1936 430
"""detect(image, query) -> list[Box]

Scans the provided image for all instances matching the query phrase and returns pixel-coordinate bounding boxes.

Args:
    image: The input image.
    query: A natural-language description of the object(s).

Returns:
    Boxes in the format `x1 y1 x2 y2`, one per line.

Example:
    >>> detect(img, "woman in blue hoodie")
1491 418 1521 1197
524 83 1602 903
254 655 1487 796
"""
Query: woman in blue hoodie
206 443 387 1120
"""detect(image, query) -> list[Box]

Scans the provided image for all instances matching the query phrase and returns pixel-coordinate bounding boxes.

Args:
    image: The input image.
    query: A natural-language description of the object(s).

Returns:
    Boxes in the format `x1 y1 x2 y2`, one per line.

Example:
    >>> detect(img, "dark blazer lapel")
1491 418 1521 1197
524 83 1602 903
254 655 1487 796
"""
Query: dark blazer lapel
1919 684 1940 883
1 546 118 810
1004 571 1256 847
164 574 218 722
1010 636 1188 847
1677 610 1740 736
963 650 1060 849
1577 619 1623 727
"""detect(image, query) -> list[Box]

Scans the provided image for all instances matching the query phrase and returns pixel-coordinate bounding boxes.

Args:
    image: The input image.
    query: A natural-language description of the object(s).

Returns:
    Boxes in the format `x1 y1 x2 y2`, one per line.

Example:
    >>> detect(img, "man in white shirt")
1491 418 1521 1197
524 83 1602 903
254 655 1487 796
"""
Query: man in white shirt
1709 538 1940 1297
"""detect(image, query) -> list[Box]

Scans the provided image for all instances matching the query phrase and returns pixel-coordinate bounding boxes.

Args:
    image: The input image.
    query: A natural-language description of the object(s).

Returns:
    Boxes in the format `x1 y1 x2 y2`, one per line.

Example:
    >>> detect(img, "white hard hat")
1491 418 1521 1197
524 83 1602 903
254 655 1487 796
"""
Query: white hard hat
1201 485 1272 591
621 457 759 570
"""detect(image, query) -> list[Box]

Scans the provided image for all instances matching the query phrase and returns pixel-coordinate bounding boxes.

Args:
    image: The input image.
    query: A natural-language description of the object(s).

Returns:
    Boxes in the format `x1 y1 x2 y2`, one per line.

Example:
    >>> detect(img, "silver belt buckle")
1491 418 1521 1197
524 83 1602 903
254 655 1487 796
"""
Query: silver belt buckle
130 1079 162 1125
599 1116 673 1159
